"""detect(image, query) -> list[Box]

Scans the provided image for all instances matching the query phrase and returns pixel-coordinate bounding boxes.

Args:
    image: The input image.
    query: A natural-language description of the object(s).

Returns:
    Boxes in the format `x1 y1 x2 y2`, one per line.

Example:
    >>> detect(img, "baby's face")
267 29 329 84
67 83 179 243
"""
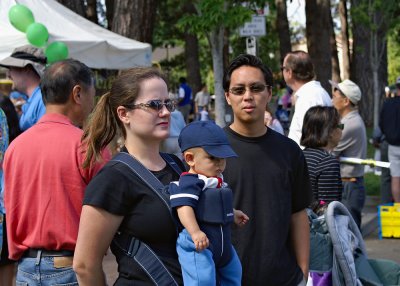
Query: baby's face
191 148 226 177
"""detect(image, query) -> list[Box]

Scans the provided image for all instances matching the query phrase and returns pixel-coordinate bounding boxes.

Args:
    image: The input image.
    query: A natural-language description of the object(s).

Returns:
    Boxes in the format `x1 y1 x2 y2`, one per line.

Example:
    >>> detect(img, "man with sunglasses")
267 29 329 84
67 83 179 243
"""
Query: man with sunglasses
330 79 367 228
282 51 332 147
222 54 312 286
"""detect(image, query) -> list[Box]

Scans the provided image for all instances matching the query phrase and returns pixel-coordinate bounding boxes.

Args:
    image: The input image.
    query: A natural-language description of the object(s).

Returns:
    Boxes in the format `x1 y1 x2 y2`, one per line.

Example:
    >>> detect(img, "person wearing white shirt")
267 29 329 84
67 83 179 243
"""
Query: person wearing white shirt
282 51 332 147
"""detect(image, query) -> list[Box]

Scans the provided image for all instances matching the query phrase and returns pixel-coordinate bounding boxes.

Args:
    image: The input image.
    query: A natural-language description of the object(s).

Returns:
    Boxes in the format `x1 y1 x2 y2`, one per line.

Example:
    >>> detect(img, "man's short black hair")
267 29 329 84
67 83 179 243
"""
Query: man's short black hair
40 59 93 105
223 54 273 91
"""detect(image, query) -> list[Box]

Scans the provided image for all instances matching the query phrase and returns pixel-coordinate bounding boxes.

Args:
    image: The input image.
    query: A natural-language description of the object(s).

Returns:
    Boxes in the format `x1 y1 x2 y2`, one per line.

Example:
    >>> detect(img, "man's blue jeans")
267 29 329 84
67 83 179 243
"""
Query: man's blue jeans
16 252 77 286
341 177 365 229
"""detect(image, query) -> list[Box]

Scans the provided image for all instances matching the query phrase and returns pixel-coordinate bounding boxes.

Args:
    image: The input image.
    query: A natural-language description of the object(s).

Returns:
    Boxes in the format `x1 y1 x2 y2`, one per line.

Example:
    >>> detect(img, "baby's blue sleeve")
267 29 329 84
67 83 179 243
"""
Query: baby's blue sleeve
169 174 205 209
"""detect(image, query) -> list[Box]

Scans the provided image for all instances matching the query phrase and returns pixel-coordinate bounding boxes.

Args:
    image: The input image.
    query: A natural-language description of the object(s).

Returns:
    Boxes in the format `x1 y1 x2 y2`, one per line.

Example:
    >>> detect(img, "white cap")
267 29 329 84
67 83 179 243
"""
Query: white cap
329 79 362 104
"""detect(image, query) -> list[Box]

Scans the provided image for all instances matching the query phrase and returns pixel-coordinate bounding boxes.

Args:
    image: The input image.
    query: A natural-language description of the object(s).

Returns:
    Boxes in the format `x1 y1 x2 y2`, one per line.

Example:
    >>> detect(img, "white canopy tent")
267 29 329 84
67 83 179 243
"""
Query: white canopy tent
0 0 152 69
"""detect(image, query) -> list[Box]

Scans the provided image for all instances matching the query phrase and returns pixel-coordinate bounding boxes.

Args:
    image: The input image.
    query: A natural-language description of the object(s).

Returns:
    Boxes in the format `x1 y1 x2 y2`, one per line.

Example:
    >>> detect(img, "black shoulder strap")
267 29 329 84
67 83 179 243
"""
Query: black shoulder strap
112 233 179 286
110 152 181 285
160 152 183 175
111 152 181 212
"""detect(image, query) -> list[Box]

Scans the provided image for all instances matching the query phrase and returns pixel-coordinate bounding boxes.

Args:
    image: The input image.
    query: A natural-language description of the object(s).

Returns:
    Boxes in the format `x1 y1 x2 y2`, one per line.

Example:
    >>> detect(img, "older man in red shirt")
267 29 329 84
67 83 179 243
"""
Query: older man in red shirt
4 59 109 285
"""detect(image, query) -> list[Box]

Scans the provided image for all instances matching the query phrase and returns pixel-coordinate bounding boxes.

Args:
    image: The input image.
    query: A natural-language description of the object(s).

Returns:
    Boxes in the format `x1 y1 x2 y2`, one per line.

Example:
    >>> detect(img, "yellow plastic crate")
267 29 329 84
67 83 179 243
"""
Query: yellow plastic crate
378 203 400 239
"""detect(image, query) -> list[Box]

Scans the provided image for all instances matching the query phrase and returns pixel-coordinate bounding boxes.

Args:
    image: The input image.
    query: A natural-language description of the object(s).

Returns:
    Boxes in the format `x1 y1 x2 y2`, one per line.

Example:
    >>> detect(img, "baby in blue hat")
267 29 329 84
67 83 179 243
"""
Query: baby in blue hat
169 120 249 286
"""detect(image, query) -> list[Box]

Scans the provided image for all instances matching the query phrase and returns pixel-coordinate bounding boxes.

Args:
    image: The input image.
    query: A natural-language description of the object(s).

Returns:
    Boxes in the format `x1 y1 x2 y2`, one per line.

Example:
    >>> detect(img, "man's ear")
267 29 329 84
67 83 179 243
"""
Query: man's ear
266 87 272 104
72 85 82 104
286 67 293 79
225 92 232 106
184 151 195 167
343 97 351 107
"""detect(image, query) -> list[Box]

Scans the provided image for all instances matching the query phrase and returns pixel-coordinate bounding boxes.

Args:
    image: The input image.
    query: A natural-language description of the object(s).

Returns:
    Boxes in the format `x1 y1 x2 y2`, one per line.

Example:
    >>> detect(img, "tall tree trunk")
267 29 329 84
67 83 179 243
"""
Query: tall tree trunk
350 0 388 127
305 0 332 93
112 0 157 44
209 28 226 127
223 28 233 123
339 0 351 79
86 0 98 24
57 0 85 16
183 3 202 96
184 33 202 95
330 10 341 83
105 0 114 30
223 29 230 73
275 0 292 64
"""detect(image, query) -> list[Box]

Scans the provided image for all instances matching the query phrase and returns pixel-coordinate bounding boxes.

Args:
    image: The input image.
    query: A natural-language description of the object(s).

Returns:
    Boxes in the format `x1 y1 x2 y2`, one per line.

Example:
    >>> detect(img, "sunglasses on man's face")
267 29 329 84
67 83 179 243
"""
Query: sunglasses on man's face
125 99 176 112
228 83 271 96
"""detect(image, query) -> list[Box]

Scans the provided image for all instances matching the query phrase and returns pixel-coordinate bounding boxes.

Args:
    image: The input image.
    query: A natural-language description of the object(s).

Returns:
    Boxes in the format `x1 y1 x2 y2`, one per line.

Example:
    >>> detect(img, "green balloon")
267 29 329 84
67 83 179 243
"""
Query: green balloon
45 42 69 64
26 23 49 47
8 4 35 33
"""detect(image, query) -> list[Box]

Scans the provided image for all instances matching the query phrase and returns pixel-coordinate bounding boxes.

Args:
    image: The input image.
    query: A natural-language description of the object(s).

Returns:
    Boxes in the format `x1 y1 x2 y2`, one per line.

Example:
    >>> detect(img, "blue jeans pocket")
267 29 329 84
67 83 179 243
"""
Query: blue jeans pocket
17 257 78 286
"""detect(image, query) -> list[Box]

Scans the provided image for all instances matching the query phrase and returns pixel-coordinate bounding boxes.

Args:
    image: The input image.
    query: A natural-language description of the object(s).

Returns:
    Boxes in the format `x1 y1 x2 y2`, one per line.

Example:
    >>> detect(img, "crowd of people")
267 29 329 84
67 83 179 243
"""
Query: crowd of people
0 44 398 286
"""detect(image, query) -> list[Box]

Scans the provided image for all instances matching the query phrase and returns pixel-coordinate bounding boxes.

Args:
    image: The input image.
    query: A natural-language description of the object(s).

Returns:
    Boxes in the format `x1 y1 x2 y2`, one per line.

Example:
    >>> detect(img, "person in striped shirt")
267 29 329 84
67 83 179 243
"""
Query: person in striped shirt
300 106 343 214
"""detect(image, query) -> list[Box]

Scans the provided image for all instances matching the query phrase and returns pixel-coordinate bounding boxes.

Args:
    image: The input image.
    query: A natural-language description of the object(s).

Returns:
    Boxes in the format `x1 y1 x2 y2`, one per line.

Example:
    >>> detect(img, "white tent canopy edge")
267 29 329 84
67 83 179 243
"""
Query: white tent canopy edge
0 0 152 69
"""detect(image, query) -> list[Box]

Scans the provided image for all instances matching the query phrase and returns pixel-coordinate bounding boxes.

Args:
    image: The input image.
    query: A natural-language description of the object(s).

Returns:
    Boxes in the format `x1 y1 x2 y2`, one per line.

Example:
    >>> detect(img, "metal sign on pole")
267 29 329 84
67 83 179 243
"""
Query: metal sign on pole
239 14 266 57
246 36 257 56
239 15 266 37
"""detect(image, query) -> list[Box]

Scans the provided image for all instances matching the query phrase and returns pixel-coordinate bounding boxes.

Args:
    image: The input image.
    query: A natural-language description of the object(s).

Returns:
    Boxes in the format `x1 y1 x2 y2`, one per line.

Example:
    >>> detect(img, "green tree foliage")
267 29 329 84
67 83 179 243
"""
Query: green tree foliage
153 0 214 92
350 0 399 127
178 0 270 126
388 28 400 84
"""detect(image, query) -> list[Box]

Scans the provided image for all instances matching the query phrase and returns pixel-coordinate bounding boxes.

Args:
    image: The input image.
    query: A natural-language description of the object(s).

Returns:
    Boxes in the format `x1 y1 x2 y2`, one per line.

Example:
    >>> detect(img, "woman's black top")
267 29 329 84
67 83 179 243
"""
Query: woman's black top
83 149 185 285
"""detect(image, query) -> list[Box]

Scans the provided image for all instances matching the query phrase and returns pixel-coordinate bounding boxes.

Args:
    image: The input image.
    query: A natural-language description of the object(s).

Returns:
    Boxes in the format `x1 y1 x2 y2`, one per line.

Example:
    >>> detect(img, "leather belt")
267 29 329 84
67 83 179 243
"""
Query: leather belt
23 249 74 258
341 177 358 182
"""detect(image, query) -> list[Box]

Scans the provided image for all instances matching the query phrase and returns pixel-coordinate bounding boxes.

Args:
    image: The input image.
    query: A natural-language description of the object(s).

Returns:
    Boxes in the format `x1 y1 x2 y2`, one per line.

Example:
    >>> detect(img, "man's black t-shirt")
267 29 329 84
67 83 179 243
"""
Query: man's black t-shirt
380 96 400 145
223 126 312 286
83 151 185 285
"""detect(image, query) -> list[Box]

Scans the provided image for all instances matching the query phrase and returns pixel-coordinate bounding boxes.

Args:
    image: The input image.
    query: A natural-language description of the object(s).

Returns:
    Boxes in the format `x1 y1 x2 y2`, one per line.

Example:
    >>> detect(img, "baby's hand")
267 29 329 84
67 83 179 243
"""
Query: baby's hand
234 209 249 227
191 230 209 251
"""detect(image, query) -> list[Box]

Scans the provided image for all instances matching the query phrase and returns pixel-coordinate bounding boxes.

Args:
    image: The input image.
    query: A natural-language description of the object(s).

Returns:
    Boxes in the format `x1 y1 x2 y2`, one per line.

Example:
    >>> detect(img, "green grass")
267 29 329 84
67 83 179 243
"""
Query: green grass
365 172 381 196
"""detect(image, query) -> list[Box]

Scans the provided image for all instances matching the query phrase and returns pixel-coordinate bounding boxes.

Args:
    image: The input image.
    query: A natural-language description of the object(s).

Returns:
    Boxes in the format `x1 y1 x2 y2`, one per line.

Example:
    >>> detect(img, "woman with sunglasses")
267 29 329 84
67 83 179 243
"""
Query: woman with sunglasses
73 67 185 285
300 105 343 214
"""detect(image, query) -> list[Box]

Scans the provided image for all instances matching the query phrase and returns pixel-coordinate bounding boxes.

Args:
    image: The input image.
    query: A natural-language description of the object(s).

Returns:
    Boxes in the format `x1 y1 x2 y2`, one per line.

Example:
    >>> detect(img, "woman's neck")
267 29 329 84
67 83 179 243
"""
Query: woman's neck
124 137 165 171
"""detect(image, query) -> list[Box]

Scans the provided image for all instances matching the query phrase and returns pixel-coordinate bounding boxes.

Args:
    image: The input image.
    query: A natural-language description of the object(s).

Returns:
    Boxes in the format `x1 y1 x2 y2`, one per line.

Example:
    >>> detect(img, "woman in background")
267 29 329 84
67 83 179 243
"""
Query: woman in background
300 106 343 214
265 105 284 135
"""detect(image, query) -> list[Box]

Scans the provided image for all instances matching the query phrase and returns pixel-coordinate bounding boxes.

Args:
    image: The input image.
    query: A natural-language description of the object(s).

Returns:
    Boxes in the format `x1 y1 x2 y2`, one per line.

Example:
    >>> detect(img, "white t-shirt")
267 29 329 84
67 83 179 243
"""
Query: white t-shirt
288 80 332 147
194 91 210 108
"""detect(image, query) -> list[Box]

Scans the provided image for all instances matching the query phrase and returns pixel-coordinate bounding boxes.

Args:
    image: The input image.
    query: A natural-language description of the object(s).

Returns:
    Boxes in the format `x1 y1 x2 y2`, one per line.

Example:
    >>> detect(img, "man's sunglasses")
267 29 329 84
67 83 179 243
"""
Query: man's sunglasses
124 99 176 112
229 83 271 96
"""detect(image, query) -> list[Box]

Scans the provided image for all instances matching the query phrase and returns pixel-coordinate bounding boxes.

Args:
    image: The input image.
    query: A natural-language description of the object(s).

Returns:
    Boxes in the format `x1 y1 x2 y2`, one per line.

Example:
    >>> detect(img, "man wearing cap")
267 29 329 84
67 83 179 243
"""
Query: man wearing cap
0 45 46 131
3 59 109 285
282 51 332 147
379 76 400 203
330 79 367 228
223 54 312 286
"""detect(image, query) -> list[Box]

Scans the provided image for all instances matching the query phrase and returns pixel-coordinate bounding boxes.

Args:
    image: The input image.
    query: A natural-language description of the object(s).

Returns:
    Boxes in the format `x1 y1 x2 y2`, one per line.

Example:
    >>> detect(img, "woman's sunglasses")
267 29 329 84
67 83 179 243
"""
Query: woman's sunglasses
125 99 176 112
